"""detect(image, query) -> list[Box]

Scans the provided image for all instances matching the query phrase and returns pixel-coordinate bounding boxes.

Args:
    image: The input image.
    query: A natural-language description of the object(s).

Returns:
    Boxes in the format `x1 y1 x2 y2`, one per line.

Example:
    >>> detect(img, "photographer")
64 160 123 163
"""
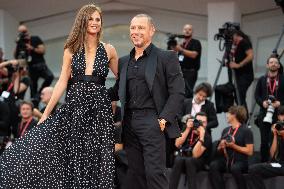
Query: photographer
169 112 212 189
14 101 37 138
180 82 218 135
172 24 202 98
255 55 284 162
15 24 54 99
229 30 254 109
209 105 254 189
248 106 284 189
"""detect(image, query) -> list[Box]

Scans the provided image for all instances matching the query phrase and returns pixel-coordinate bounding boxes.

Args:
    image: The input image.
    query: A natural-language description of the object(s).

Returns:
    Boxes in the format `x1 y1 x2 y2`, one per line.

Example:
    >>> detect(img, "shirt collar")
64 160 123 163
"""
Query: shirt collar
192 98 206 106
130 43 153 58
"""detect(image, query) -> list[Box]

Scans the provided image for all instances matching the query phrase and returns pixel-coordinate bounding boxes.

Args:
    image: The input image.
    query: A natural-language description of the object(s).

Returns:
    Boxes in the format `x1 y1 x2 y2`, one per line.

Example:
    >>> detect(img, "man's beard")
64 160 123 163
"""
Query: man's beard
184 34 192 39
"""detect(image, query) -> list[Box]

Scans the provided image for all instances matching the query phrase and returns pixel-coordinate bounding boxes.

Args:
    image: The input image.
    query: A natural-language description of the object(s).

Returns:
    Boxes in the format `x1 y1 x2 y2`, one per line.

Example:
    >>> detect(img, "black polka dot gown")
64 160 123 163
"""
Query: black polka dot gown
0 43 115 188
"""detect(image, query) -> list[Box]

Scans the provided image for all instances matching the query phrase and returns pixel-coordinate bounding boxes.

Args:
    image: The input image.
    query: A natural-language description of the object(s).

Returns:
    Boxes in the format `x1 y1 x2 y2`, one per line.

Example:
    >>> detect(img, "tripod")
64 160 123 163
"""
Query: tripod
210 40 241 105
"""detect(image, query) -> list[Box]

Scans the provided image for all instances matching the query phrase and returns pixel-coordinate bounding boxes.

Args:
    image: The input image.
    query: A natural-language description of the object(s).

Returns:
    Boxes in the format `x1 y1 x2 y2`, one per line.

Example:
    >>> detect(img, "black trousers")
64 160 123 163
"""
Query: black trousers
29 63 54 98
248 163 284 189
209 157 248 189
182 69 198 98
235 75 253 115
259 123 273 162
169 156 205 189
123 109 168 189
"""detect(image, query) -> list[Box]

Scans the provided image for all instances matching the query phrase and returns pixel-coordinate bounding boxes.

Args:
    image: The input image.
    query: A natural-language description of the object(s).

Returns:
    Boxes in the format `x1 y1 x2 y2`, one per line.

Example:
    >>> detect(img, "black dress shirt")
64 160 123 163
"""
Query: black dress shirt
126 44 156 110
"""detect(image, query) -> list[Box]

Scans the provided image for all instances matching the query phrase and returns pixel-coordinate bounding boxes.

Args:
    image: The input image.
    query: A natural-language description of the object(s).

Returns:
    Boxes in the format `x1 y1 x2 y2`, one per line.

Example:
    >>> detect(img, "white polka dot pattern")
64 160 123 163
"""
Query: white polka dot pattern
0 43 115 188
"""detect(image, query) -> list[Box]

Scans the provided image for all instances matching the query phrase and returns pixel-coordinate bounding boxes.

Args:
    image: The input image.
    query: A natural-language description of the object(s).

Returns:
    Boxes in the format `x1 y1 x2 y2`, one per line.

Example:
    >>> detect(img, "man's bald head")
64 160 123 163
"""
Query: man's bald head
18 24 28 33
40 87 53 104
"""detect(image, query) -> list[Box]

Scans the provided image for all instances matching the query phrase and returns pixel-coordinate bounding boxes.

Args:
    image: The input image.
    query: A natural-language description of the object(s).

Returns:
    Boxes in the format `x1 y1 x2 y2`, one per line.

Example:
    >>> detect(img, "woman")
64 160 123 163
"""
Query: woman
0 4 118 188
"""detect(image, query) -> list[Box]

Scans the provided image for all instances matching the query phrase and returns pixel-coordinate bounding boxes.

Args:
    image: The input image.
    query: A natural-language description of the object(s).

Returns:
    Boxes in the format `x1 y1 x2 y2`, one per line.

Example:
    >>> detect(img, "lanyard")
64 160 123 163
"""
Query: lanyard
6 83 14 92
227 125 240 137
189 131 199 146
267 75 279 96
19 117 33 137
182 39 191 49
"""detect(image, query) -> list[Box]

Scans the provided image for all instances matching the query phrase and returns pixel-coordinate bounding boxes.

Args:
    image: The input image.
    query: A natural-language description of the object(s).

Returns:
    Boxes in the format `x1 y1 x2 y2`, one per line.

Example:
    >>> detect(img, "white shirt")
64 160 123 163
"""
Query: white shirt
191 98 205 117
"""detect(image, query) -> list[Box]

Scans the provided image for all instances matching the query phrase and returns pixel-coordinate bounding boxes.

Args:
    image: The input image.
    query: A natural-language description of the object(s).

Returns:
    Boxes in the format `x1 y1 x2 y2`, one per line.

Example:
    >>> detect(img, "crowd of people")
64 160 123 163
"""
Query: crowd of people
0 3 284 189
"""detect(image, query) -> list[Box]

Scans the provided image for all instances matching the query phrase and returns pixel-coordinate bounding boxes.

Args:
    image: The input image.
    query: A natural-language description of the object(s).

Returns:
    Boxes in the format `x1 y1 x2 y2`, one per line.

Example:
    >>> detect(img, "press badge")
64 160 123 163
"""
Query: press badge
1 91 10 99
179 54 184 62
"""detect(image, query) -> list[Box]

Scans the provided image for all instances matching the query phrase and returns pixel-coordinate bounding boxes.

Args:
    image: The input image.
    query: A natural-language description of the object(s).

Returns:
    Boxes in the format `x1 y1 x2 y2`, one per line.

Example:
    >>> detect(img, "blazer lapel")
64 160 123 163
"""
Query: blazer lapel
145 45 158 93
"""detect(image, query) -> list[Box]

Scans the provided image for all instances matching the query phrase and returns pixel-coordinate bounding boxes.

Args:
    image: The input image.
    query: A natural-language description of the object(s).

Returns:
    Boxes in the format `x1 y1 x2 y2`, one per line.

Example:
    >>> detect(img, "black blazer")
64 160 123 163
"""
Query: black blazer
109 44 185 138
180 98 218 133
255 74 284 113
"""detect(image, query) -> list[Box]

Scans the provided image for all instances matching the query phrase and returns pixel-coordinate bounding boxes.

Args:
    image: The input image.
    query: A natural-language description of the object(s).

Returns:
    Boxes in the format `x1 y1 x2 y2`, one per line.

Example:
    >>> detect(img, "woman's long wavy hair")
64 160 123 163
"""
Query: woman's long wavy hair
64 4 102 54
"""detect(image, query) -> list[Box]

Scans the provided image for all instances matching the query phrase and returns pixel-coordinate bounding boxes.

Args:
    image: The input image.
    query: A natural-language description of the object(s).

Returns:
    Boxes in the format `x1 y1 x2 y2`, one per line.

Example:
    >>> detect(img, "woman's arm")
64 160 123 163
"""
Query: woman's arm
106 44 118 78
38 49 72 124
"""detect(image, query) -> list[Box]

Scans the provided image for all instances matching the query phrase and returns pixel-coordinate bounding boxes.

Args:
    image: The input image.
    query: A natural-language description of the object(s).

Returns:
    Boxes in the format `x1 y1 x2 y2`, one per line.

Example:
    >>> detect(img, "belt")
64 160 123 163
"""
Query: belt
70 75 106 85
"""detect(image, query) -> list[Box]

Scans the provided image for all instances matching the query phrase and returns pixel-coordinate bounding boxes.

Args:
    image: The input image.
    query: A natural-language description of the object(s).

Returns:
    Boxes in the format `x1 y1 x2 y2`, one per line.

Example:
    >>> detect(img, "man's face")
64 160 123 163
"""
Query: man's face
226 112 234 124
130 16 155 48
267 57 280 73
20 104 33 119
196 115 207 128
194 90 207 104
183 24 193 38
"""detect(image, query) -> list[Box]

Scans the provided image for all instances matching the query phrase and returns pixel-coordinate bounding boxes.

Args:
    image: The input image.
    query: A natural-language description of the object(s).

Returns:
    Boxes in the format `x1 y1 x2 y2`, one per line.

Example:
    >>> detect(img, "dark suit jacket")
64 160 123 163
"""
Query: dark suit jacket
180 98 218 133
109 44 185 139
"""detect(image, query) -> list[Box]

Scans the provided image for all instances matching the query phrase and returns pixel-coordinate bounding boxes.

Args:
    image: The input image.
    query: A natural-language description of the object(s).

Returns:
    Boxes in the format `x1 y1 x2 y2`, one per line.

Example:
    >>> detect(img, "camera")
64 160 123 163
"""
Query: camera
193 119 203 129
222 133 234 143
15 31 29 59
166 33 185 50
275 121 284 131
263 95 276 124
214 22 240 41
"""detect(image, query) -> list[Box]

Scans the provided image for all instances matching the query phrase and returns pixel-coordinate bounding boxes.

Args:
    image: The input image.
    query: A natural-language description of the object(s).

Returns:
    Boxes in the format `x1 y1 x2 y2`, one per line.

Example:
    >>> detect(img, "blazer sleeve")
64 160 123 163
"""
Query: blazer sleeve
159 51 185 124
206 101 218 131
255 76 264 108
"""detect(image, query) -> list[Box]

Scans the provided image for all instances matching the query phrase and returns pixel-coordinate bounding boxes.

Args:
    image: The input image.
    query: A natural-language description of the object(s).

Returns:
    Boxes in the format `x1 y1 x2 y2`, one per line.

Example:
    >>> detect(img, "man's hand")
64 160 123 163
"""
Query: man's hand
25 43 34 51
196 126 205 137
272 101 281 108
186 119 194 130
218 139 226 150
158 119 167 132
225 138 236 149
229 62 241 69
271 124 278 136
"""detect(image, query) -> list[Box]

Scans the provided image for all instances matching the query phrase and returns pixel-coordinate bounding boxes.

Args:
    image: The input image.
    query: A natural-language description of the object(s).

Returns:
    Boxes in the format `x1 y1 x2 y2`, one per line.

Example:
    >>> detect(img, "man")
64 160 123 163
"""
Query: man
255 55 284 162
173 24 201 98
248 106 284 189
169 112 212 189
33 86 57 119
16 101 37 138
109 14 185 189
180 82 218 134
15 24 54 99
229 30 254 108
209 105 254 189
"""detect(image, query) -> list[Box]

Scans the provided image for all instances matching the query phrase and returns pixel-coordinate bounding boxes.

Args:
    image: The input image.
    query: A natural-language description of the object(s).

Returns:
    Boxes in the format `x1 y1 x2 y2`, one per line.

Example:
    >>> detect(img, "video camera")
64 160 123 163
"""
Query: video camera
166 33 185 50
214 22 240 42
15 31 29 59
